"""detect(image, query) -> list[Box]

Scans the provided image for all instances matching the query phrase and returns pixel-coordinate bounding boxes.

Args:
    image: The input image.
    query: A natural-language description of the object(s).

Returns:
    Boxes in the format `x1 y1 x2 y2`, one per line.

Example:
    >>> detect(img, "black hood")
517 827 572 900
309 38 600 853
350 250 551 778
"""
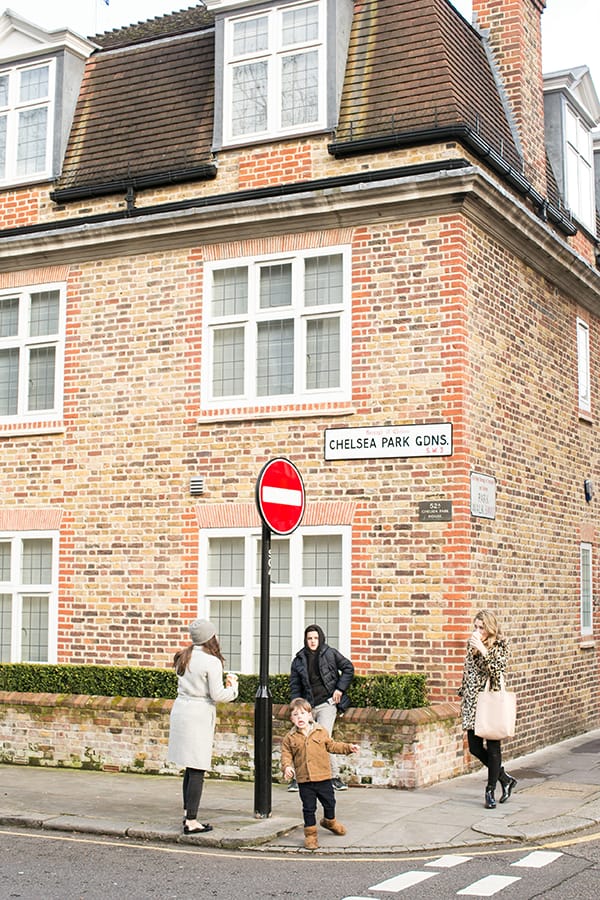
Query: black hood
304 624 326 650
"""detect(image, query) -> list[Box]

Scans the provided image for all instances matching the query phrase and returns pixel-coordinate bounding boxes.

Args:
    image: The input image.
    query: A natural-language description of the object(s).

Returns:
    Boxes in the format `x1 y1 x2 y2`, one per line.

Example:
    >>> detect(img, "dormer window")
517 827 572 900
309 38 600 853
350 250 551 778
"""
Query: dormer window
210 0 353 150
0 60 54 184
544 67 600 236
565 105 594 230
225 1 323 142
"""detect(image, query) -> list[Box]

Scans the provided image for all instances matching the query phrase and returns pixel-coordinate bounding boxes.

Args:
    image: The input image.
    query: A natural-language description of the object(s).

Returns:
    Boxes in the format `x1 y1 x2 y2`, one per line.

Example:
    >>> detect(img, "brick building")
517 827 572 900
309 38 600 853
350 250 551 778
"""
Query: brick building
0 0 599 757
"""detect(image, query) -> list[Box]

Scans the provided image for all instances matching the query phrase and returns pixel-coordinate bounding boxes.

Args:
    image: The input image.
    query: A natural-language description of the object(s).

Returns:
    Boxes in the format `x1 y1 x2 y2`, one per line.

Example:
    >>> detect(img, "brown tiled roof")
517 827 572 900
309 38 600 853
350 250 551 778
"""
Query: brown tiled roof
56 0 523 196
335 0 522 169
55 24 216 190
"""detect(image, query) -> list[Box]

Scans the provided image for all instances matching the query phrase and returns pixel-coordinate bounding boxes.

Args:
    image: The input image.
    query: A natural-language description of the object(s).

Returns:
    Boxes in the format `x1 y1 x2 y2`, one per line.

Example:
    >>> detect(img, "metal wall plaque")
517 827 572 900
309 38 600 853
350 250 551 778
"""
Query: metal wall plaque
418 500 453 522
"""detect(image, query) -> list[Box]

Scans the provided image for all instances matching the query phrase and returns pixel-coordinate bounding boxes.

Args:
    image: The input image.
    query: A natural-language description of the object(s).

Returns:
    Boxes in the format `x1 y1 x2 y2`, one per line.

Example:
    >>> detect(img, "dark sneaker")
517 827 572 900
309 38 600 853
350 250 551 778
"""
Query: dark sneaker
287 779 299 792
332 777 347 791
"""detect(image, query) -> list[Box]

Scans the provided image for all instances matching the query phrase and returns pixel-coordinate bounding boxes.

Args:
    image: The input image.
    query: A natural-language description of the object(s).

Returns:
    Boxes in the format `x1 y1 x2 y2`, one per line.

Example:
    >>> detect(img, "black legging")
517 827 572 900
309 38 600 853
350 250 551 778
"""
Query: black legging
183 768 205 819
467 730 502 789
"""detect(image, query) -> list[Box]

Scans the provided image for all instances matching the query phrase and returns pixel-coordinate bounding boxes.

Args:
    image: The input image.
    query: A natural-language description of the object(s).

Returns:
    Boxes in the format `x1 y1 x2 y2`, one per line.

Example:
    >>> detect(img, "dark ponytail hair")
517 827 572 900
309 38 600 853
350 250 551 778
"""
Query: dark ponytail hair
173 635 226 675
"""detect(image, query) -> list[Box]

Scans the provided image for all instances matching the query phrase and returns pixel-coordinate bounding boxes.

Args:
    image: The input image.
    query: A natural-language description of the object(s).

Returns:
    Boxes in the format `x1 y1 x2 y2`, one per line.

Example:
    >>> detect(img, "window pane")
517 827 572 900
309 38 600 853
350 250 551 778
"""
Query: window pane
253 595 292 674
0 296 18 336
305 255 343 307
306 317 340 390
260 264 292 309
281 50 318 128
0 542 10 580
212 268 248 317
28 346 55 411
232 61 268 136
304 599 339 648
29 291 59 337
0 594 11 662
0 75 8 107
17 106 47 175
210 598 242 670
581 544 592 633
0 115 6 179
0 348 19 415
303 535 342 587
19 66 49 103
21 594 48 662
282 4 319 45
233 16 268 55
21 538 52 584
208 538 245 588
256 538 290 585
213 327 244 397
257 319 294 395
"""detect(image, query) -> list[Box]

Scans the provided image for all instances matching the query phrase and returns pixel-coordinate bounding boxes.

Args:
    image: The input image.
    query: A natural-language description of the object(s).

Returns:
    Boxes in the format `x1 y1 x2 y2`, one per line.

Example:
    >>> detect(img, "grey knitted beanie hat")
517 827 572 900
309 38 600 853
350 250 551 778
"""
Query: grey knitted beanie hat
189 618 216 645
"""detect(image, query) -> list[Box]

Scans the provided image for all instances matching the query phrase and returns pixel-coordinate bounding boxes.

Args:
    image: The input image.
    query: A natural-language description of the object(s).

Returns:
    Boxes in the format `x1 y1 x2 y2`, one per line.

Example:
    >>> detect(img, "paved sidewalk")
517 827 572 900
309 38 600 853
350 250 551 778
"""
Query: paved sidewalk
2 728 600 853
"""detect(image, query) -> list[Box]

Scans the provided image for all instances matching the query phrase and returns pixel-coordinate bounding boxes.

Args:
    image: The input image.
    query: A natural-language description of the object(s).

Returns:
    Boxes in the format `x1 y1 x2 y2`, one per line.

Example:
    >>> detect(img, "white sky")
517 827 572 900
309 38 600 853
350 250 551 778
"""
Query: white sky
1 0 599 96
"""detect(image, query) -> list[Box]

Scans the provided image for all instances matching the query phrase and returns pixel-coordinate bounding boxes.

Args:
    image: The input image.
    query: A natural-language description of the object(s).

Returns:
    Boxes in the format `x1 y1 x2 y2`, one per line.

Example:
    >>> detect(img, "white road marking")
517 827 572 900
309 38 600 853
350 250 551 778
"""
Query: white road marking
511 850 563 868
457 874 521 896
369 871 437 891
425 854 472 868
262 485 302 506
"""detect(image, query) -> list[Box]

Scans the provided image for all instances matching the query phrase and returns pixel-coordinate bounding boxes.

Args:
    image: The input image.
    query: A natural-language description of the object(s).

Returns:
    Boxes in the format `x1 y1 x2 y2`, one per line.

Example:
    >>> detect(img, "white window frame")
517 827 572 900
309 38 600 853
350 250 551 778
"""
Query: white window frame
565 104 594 231
0 58 55 186
576 317 591 414
198 525 352 674
0 282 66 424
202 246 351 411
580 542 593 636
0 530 59 663
222 0 326 144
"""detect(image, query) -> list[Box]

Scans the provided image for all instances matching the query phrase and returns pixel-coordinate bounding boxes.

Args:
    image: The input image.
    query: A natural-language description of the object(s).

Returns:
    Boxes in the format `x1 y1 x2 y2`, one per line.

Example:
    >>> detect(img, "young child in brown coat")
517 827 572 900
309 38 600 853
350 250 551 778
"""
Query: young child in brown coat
281 697 359 849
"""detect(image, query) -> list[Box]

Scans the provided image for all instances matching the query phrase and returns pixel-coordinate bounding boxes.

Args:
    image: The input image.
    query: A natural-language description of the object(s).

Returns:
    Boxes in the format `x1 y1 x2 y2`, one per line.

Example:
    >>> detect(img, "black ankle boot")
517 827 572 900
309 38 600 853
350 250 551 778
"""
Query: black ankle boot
499 771 517 803
485 787 496 809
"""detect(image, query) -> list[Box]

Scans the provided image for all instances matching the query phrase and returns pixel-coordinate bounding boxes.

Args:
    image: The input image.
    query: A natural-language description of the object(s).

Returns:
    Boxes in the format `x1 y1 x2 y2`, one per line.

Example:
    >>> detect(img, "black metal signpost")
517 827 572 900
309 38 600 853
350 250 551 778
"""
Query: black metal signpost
254 458 305 818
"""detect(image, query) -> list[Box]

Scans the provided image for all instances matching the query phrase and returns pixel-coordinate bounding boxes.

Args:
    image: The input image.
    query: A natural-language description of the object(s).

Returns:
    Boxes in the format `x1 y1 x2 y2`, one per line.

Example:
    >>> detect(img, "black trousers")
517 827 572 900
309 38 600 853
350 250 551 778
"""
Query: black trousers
467 729 502 789
183 767 205 819
298 779 336 827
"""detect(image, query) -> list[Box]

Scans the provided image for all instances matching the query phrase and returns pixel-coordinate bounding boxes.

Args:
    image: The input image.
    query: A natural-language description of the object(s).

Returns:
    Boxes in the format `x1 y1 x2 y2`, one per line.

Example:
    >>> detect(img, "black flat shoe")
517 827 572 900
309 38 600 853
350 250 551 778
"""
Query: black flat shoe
183 823 213 834
499 775 517 803
484 787 496 809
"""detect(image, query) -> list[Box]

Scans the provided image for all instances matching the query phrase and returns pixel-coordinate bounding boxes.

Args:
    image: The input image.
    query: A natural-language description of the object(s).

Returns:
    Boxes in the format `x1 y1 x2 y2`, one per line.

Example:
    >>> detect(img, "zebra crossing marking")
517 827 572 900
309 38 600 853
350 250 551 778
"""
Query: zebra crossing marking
457 874 521 896
511 850 563 868
369 871 437 891
425 854 472 868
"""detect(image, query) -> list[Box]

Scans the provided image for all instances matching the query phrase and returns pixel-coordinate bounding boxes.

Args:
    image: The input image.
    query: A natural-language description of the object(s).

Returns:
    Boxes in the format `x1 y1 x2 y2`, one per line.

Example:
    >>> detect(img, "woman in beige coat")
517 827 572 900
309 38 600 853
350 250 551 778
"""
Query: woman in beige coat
167 618 237 834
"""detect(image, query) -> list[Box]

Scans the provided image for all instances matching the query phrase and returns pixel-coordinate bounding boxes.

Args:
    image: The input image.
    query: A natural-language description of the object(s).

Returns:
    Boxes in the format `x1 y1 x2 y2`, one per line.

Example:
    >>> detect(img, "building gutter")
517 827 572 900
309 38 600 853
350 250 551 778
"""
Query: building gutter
328 125 577 237
49 164 218 204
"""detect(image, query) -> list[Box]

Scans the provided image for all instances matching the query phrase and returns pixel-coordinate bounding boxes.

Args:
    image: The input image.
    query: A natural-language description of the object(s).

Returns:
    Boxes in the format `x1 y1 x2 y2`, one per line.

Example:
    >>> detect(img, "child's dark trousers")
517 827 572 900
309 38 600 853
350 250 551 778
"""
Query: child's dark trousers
298 779 336 827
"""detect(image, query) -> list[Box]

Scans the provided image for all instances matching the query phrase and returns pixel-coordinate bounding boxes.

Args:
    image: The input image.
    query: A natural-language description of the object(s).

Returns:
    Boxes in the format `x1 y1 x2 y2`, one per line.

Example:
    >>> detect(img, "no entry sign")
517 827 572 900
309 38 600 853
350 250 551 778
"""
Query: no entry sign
256 458 305 535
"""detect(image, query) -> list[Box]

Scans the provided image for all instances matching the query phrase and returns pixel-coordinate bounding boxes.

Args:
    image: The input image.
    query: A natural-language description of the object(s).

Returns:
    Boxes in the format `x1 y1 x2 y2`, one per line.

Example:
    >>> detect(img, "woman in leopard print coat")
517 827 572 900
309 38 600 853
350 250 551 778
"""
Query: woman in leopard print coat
458 609 517 809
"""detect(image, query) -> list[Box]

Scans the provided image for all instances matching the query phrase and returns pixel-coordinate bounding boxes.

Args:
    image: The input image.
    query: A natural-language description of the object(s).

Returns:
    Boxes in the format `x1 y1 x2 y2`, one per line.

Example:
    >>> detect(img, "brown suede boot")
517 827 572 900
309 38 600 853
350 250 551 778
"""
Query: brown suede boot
304 825 319 849
320 817 347 835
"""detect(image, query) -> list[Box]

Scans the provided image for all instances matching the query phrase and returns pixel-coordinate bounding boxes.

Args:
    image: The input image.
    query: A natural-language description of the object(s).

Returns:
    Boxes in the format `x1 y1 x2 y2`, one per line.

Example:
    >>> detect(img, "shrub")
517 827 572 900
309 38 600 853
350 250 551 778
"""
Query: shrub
0 664 427 710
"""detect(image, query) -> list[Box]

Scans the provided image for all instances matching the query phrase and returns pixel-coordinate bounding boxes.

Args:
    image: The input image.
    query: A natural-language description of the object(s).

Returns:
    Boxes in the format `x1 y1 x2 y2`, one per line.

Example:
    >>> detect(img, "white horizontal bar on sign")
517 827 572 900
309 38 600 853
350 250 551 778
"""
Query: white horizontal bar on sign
262 486 302 507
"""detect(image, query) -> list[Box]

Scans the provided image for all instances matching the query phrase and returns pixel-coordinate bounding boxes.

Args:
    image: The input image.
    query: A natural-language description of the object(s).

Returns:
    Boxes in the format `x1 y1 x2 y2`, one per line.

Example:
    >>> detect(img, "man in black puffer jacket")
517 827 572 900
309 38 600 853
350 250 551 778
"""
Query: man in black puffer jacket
289 624 354 791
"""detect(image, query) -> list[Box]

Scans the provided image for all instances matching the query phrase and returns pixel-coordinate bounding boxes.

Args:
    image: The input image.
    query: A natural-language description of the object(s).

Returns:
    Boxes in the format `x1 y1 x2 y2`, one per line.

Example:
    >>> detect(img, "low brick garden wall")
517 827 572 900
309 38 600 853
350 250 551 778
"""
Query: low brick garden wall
0 691 469 788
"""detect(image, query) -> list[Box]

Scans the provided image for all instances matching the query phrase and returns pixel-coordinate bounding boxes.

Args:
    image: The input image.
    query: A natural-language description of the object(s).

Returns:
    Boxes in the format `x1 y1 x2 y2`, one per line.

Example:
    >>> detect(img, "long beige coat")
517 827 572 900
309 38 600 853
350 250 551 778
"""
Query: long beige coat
167 647 237 770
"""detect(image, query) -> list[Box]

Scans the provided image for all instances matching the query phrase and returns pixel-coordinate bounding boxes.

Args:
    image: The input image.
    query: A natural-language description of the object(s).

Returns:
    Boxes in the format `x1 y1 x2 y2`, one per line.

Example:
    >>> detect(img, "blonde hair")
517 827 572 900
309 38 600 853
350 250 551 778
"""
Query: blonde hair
289 697 312 715
474 609 502 647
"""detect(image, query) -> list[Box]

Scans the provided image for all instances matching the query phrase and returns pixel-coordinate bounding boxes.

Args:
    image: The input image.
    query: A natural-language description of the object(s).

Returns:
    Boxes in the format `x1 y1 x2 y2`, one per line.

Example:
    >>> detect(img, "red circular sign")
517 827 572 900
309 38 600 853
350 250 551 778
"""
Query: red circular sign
256 458 305 535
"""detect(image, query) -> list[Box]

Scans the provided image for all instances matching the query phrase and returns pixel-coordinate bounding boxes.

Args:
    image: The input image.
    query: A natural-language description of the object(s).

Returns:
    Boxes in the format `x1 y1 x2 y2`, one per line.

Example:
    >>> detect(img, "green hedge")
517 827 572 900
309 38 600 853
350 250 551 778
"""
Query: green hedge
0 664 428 710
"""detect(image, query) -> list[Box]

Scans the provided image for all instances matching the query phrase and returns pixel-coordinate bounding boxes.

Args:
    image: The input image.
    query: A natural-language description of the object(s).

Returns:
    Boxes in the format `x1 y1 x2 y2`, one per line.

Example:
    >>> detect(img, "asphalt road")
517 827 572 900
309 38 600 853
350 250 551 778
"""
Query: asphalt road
2 826 600 899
